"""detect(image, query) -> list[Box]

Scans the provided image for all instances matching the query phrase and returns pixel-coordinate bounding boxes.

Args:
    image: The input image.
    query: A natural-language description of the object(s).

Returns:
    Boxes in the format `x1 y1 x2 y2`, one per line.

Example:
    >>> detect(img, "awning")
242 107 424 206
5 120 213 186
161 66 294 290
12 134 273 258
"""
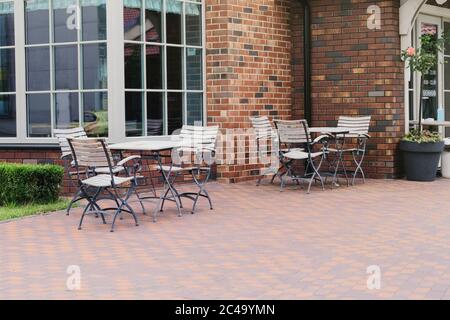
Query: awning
24 0 107 11
0 2 13 14
3 0 200 17
125 0 200 15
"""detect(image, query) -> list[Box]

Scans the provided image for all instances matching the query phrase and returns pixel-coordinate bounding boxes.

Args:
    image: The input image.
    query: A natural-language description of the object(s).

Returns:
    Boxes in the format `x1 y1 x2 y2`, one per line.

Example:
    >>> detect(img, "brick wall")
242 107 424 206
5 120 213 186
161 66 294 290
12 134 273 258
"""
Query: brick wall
0 149 172 196
292 0 405 179
291 1 305 119
206 0 293 182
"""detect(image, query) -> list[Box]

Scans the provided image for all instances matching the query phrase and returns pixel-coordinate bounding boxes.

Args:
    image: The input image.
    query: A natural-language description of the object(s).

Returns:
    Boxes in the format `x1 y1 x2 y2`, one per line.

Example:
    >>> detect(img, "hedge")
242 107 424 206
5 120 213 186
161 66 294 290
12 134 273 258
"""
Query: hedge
0 163 64 206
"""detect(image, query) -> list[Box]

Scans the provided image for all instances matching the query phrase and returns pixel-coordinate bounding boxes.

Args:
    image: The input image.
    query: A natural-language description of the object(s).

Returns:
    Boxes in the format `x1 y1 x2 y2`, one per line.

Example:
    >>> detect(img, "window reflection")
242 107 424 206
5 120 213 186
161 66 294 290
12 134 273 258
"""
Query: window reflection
167 46 182 89
25 0 50 45
83 92 108 137
0 1 14 47
0 49 15 92
55 92 79 129
126 92 143 136
186 3 201 46
54 45 78 90
124 0 142 41
147 45 162 89
168 92 182 134
186 48 202 90
187 93 203 125
0 94 16 137
53 0 77 43
83 43 107 89
166 0 182 44
145 0 162 42
125 44 143 89
26 47 50 91
147 92 163 136
82 0 107 41
27 94 51 138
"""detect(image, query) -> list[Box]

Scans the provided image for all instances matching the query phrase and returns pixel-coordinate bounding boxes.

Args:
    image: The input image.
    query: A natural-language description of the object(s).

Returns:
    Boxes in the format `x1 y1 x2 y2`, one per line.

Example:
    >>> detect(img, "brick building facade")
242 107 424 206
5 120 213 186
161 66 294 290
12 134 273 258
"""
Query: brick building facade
1 0 449 191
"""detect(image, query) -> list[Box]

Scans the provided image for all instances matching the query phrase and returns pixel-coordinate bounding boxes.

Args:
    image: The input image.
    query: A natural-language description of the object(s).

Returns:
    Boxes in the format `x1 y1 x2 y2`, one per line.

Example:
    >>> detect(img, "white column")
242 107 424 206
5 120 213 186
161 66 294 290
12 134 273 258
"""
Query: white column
106 0 125 143
14 0 26 142
400 0 427 132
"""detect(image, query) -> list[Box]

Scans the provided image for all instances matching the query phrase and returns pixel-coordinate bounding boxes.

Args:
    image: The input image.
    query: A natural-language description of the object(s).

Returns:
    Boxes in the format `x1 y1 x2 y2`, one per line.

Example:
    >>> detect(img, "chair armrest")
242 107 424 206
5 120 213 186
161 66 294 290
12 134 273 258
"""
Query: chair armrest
312 134 332 145
117 155 141 167
358 133 371 139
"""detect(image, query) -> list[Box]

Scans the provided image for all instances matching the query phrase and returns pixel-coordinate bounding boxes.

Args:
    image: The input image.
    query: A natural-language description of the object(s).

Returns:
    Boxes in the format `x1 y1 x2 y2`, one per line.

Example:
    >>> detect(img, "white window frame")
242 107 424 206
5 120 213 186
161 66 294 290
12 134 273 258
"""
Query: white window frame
123 0 205 138
24 0 108 140
405 4 450 136
0 0 207 145
0 0 20 142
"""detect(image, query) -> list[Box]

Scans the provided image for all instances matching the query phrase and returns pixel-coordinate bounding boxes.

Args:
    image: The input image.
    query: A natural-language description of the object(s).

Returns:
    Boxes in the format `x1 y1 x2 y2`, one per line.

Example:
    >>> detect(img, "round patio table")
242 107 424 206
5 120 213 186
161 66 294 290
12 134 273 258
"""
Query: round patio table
309 127 353 187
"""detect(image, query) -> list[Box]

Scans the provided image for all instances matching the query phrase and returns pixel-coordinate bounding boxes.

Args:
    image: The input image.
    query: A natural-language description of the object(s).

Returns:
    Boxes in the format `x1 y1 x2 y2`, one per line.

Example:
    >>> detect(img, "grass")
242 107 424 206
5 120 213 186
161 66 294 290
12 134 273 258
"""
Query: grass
0 199 72 222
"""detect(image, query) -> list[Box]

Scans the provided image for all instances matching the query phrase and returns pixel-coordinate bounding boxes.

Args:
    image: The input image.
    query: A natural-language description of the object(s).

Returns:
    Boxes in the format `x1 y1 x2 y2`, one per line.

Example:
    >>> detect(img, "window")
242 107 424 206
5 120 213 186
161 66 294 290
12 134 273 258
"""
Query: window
0 1 16 137
25 0 108 138
123 0 204 136
445 21 450 136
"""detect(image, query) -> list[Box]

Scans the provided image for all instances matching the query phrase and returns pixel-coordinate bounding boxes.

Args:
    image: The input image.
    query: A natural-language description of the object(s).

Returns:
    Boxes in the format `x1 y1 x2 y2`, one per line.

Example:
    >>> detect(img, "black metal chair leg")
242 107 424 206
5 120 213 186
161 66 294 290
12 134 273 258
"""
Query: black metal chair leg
202 189 213 210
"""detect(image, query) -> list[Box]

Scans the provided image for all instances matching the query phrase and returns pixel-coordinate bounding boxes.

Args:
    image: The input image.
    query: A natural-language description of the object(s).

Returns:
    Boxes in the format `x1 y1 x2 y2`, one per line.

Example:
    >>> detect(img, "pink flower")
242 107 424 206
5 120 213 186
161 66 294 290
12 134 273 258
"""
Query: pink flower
406 47 416 57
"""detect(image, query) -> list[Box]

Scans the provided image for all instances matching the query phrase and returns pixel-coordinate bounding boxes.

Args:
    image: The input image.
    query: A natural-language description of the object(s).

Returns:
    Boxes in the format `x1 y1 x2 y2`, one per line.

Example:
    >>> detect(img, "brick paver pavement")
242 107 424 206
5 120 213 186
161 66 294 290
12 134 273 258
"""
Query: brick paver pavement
1 179 450 300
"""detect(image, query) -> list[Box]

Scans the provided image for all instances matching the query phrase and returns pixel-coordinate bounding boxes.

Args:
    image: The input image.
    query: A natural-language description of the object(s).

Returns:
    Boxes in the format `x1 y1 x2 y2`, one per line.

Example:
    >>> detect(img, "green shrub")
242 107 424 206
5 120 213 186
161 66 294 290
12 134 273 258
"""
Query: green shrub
0 163 64 206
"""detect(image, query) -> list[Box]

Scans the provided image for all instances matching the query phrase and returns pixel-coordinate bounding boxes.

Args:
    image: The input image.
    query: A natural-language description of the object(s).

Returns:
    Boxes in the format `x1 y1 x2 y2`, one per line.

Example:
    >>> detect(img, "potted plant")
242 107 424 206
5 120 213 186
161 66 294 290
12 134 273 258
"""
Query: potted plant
400 32 450 181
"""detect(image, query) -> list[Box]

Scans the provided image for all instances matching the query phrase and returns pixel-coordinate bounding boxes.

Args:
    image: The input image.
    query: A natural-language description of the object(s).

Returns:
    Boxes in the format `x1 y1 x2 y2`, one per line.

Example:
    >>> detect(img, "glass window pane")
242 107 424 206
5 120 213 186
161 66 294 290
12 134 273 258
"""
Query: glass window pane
83 43 107 89
0 94 16 137
186 48 202 90
146 45 162 89
25 0 50 45
125 44 142 89
446 92 450 137
147 92 163 136
166 0 182 44
167 92 182 134
124 0 142 41
53 0 78 43
82 0 107 41
0 1 14 46
54 45 78 90
26 47 50 91
0 49 15 92
167 46 182 89
185 3 201 46
125 91 143 136
145 0 162 42
55 92 79 129
187 93 202 125
409 90 414 121
27 93 51 137
446 22 450 54
445 57 450 91
83 92 108 137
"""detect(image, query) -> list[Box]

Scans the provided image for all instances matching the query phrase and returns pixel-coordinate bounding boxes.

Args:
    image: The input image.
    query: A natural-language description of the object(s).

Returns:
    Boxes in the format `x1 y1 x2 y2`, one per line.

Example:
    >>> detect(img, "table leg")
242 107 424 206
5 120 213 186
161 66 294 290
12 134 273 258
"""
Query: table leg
152 154 182 222
332 136 349 187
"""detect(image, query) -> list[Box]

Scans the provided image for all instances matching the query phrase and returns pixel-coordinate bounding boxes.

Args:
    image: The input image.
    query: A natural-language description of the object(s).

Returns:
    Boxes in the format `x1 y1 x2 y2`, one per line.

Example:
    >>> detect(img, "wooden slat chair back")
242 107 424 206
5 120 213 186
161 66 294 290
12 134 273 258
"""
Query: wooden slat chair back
54 127 88 159
147 119 163 136
69 138 112 170
337 116 371 138
274 119 311 146
179 125 220 153
250 116 274 140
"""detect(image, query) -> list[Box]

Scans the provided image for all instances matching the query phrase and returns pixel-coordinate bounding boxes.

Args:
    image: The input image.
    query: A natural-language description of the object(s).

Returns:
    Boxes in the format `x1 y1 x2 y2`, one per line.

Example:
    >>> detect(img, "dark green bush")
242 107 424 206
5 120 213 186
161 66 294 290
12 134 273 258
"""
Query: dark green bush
0 163 64 206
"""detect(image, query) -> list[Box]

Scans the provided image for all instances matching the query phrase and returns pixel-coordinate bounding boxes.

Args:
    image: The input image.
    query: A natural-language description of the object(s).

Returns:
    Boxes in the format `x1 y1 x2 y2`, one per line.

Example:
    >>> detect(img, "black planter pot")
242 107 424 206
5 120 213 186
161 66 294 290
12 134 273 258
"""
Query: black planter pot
400 140 445 182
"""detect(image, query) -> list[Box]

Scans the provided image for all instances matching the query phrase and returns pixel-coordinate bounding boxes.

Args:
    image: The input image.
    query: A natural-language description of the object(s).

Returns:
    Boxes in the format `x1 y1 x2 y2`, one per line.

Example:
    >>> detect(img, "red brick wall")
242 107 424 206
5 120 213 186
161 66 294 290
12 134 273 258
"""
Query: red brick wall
0 149 171 196
292 0 405 179
291 1 305 120
206 0 293 182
